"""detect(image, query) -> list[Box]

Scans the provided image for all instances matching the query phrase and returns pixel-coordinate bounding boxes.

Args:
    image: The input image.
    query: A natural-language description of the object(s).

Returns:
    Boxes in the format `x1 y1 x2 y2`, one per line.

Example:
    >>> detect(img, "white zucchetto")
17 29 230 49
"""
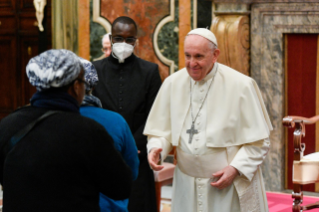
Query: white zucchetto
187 28 218 47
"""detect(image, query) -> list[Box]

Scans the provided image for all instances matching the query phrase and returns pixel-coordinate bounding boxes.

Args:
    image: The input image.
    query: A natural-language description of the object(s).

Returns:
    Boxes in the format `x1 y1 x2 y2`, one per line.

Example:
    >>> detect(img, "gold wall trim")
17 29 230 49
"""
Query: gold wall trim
52 0 79 53
193 0 197 29
153 0 175 75
92 0 111 61
316 35 319 192
284 34 288 189
92 0 111 33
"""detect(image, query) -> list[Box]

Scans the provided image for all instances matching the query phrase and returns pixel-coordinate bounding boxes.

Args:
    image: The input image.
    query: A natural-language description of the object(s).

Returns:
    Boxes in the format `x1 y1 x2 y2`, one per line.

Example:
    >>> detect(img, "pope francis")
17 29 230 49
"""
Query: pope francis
144 28 273 212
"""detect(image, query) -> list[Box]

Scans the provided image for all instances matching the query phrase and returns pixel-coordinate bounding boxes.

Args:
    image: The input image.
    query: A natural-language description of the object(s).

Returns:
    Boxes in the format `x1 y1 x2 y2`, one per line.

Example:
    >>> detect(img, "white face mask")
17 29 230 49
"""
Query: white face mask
112 42 134 63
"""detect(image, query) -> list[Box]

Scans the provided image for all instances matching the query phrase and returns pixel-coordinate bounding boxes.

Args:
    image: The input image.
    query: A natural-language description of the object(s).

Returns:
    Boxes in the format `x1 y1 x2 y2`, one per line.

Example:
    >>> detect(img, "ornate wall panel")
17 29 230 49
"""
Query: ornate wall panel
93 0 173 79
251 2 319 191
157 0 179 72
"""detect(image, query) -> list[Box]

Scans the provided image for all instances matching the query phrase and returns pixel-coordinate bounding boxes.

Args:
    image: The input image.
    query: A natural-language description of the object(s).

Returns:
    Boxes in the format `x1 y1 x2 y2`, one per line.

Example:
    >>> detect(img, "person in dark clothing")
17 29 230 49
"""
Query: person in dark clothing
0 49 132 212
93 16 162 212
79 58 139 212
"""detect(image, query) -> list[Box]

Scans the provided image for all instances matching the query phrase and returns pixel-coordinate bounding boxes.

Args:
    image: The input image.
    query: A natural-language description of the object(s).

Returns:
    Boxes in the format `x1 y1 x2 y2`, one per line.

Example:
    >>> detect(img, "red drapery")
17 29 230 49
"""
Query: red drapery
287 34 318 191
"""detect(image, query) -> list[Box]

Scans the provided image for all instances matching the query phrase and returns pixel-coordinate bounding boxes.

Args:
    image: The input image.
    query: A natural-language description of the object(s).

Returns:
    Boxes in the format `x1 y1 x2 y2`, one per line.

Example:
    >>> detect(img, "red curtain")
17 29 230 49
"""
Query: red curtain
287 34 318 191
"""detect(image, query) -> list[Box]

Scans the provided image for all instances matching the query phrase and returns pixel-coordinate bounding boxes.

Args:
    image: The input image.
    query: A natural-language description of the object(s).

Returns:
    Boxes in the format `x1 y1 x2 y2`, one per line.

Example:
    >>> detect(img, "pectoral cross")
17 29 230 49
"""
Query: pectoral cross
186 122 198 144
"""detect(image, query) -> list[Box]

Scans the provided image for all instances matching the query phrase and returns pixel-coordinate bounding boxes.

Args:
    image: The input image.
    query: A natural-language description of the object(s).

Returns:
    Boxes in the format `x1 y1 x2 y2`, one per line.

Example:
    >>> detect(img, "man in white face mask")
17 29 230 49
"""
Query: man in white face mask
92 16 162 212
111 31 136 63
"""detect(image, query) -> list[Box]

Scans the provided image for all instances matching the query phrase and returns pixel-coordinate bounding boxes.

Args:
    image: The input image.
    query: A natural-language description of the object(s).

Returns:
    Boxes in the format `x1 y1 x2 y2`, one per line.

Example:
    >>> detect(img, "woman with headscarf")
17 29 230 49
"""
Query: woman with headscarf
0 49 132 212
79 58 139 212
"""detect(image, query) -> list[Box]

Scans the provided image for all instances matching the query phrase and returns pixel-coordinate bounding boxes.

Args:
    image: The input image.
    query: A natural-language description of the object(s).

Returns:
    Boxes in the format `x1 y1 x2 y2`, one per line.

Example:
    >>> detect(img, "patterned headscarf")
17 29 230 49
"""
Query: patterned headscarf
26 49 82 91
79 58 99 91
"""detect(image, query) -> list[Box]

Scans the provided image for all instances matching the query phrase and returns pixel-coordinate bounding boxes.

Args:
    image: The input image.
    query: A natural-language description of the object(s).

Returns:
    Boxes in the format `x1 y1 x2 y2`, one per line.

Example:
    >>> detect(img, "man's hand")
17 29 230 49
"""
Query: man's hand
148 148 164 171
210 165 239 189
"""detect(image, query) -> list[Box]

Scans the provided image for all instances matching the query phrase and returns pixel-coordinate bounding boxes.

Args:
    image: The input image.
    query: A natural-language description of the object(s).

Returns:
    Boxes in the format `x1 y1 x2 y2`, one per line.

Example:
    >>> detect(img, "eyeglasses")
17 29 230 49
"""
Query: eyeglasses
101 47 111 53
112 36 137 45
75 78 90 87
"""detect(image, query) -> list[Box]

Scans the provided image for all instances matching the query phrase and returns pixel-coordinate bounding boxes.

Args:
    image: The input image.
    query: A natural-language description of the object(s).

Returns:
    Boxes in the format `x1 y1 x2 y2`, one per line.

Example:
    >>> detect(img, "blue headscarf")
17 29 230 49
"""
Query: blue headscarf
79 58 102 108
79 58 99 91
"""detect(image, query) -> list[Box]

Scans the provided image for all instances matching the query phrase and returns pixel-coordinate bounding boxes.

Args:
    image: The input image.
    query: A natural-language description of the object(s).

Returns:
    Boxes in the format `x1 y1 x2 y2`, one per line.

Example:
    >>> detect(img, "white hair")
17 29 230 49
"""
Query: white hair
102 33 111 45
207 41 217 52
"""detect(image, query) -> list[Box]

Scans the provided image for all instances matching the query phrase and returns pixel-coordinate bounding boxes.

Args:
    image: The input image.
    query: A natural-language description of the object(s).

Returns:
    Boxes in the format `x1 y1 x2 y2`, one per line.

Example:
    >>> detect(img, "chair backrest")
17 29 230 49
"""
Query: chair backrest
283 115 319 212
283 115 319 161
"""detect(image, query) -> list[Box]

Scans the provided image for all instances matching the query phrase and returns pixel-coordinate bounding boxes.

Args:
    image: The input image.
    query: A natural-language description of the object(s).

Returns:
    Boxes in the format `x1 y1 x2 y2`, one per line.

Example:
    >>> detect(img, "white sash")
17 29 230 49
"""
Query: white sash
176 147 229 178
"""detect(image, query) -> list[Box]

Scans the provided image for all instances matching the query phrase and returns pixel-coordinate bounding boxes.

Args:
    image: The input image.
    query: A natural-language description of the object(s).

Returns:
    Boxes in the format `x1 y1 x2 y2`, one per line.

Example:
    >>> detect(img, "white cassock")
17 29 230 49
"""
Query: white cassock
144 63 273 212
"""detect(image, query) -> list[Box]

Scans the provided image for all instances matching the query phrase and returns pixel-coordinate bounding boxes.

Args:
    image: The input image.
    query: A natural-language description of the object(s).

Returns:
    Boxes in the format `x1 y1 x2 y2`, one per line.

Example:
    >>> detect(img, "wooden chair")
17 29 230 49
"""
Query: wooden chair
153 148 176 212
283 115 319 212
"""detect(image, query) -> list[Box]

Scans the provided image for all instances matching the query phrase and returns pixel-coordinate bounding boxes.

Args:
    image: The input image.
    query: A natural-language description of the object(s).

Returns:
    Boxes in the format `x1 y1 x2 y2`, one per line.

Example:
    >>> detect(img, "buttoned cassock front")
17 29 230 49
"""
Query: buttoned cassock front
144 63 272 212
93 54 162 212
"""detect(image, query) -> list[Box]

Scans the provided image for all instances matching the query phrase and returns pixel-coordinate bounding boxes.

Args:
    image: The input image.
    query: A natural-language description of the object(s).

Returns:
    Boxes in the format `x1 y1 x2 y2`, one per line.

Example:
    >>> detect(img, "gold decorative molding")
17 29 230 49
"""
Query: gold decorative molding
284 34 288 189
211 15 250 75
91 0 111 61
92 0 111 33
316 35 319 192
52 0 79 53
193 0 198 29
153 0 175 74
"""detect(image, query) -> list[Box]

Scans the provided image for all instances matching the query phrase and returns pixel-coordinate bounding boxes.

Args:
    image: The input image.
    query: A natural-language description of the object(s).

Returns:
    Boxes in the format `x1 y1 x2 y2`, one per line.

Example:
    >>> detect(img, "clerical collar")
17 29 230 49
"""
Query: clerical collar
110 53 136 64
191 62 218 85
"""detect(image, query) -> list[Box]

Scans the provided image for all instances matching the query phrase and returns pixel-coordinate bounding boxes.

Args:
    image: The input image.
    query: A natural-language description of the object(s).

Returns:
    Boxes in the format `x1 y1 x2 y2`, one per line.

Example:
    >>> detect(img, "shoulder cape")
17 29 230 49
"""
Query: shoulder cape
144 63 273 147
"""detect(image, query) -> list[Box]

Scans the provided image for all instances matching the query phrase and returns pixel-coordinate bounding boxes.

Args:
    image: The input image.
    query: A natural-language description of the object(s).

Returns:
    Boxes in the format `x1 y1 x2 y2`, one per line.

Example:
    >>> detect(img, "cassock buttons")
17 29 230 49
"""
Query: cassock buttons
119 98 123 101
119 84 123 87
119 107 123 110
119 90 123 94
